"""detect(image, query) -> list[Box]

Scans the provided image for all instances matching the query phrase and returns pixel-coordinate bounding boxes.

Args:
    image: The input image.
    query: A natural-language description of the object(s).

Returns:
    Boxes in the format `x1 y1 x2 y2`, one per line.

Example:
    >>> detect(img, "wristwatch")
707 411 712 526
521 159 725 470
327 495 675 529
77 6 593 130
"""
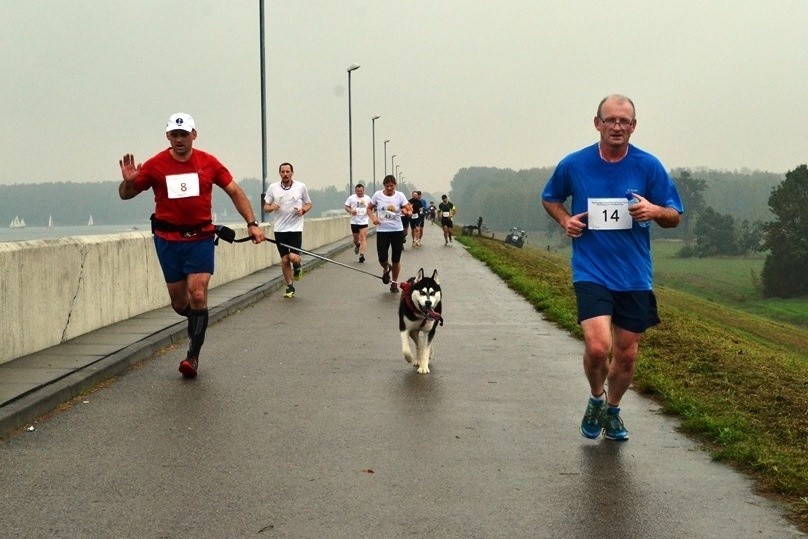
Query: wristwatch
247 221 259 228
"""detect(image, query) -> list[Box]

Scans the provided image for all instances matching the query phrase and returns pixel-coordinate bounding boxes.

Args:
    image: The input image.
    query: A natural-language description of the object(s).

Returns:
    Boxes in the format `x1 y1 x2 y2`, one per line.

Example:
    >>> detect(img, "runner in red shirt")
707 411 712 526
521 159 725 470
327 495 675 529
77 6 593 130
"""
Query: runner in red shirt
118 112 265 379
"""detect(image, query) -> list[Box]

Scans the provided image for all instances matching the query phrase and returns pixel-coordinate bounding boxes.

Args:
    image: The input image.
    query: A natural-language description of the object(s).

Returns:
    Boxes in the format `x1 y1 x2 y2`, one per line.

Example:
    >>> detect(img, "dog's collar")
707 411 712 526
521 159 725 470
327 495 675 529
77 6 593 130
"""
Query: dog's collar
399 281 444 327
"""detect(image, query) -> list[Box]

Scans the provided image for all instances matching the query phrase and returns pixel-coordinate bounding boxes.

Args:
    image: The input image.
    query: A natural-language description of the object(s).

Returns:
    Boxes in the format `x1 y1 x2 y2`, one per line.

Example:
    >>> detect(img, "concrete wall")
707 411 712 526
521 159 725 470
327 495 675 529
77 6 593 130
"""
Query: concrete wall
0 217 351 365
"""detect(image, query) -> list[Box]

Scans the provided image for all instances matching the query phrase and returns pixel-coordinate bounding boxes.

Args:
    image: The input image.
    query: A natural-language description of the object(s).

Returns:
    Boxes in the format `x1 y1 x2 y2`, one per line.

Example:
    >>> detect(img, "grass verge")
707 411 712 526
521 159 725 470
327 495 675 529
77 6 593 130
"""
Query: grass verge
457 235 808 531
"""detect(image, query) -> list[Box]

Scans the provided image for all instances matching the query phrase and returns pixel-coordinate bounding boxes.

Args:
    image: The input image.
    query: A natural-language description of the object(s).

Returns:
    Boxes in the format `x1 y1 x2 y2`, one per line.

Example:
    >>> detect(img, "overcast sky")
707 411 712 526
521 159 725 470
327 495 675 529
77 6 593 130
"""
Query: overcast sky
3 1 807 195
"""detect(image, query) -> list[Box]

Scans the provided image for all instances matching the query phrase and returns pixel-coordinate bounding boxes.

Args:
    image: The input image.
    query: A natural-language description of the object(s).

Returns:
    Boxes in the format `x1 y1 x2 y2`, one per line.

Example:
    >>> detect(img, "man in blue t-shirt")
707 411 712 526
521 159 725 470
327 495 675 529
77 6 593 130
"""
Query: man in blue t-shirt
541 94 684 442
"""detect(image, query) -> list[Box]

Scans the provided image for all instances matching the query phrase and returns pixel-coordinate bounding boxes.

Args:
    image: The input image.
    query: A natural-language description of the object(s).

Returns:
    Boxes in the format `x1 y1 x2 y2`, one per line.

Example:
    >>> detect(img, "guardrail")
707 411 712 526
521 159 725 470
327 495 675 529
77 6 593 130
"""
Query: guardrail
0 217 351 365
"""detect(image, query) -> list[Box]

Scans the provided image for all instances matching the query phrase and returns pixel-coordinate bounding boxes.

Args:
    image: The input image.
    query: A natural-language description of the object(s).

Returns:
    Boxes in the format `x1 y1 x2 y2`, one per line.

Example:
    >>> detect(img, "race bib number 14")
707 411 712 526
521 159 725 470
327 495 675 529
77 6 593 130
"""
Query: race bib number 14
587 197 632 230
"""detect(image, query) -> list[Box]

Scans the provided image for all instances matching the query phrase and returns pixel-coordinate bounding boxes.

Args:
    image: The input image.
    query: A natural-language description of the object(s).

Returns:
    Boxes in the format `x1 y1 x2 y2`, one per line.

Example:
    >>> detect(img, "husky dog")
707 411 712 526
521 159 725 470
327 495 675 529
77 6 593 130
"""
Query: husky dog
399 268 443 374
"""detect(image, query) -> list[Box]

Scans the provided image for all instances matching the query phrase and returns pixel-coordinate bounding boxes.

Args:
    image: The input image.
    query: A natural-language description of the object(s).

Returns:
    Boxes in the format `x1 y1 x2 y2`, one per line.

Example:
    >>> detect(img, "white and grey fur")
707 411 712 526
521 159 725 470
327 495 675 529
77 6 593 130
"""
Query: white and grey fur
399 268 442 374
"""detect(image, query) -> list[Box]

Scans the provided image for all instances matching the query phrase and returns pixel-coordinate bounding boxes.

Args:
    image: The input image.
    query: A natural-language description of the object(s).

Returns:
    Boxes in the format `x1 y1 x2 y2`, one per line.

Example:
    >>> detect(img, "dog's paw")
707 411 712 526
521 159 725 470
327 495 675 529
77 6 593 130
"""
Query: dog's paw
403 351 414 364
416 364 430 374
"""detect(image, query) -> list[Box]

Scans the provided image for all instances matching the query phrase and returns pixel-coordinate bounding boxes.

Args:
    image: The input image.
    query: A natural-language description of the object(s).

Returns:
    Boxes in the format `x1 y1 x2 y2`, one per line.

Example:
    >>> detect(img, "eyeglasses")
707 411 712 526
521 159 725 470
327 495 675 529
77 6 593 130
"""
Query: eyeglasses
598 117 634 128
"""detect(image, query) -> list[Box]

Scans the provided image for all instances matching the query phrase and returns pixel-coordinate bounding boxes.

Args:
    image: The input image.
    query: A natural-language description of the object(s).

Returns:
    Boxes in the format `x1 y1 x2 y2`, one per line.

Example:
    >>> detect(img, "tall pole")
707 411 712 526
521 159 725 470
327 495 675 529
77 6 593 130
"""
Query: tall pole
383 139 390 177
259 0 268 222
371 115 380 192
391 154 396 181
347 63 360 195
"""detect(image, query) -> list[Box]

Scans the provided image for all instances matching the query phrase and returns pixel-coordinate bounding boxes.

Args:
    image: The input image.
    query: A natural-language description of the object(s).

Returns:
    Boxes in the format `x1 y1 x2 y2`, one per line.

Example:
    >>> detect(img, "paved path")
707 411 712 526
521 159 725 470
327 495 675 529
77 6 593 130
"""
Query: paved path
0 227 802 537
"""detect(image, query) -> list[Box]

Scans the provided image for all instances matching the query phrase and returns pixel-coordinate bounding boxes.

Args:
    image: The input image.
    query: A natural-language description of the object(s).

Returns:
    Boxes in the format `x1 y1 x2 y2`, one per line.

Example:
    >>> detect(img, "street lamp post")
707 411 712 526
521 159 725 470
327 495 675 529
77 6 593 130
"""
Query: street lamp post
391 154 397 181
347 63 360 194
383 139 390 176
371 115 380 192
259 0 268 222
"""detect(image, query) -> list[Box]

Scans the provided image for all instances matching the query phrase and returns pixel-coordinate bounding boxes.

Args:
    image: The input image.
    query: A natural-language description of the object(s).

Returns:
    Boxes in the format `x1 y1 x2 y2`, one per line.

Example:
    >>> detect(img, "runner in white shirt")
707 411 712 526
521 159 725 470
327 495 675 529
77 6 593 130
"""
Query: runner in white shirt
368 175 412 293
263 162 313 298
344 183 372 263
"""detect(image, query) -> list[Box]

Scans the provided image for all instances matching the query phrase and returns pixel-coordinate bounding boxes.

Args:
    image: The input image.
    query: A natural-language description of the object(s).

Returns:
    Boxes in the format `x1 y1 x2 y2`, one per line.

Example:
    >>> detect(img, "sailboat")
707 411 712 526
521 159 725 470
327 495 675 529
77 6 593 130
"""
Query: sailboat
9 216 26 229
88 214 94 226
48 215 54 228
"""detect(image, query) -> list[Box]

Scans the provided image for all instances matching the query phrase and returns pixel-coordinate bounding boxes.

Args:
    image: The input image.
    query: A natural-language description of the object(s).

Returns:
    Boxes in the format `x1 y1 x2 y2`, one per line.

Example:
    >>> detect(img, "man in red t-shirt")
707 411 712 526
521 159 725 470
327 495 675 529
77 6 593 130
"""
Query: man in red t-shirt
118 112 265 379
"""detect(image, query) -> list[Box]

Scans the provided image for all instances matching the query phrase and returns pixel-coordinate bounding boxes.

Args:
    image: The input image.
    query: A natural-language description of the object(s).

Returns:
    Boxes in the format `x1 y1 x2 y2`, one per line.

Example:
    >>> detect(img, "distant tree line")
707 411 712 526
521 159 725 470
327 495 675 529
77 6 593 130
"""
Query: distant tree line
0 178 364 228
3 165 804 297
447 165 805 298
447 166 781 239
665 170 765 258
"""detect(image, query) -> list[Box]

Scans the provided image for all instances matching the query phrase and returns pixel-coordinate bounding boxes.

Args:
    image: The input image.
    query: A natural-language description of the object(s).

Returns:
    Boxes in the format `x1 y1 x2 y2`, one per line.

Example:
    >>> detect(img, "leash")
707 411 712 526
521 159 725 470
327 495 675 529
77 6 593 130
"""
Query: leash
215 225 397 284
216 225 443 323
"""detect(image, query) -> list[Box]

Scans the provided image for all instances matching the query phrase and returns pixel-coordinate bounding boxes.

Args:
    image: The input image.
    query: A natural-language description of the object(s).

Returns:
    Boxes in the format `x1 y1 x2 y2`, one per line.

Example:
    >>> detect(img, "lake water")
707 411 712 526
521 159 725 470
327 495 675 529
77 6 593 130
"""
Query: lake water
0 224 147 244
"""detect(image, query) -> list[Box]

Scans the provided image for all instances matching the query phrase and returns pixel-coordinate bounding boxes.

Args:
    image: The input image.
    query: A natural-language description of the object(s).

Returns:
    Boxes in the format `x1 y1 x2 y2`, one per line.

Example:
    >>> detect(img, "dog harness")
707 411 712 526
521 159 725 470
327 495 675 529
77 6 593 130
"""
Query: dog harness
399 281 444 328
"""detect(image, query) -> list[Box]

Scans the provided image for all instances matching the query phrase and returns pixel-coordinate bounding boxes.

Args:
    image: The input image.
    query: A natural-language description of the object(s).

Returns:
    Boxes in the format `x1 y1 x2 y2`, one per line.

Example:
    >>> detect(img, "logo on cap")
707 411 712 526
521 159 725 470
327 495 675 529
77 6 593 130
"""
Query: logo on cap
166 112 195 133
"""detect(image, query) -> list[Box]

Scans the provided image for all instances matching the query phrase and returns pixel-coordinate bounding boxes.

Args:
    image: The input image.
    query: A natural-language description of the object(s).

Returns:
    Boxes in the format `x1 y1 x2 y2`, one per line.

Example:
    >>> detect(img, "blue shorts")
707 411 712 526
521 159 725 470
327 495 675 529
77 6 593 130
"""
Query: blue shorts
574 281 660 333
154 236 215 283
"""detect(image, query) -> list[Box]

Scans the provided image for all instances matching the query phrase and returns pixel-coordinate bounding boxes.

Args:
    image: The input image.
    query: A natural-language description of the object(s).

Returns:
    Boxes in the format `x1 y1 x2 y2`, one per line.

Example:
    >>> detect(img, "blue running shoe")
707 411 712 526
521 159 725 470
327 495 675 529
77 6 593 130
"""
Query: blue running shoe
604 406 629 441
580 397 605 439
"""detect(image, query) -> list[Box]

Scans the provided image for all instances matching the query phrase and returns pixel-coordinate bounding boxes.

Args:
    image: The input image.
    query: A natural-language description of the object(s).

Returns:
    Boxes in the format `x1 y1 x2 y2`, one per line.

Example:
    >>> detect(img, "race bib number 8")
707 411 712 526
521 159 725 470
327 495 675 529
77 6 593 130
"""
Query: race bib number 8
587 198 632 230
166 173 200 199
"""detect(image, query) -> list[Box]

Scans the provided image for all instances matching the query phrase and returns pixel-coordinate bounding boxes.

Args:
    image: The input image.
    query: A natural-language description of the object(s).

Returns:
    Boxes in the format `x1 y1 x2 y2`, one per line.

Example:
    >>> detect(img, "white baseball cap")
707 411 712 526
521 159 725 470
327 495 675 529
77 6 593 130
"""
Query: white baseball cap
165 112 195 133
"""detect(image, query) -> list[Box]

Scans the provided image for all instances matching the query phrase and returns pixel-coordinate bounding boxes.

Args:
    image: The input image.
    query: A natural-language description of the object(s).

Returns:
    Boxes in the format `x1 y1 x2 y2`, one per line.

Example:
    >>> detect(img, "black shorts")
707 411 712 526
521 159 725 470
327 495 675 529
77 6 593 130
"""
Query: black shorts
574 281 660 333
274 231 302 257
376 231 404 264
411 215 425 228
401 216 411 229
350 224 369 234
441 218 453 229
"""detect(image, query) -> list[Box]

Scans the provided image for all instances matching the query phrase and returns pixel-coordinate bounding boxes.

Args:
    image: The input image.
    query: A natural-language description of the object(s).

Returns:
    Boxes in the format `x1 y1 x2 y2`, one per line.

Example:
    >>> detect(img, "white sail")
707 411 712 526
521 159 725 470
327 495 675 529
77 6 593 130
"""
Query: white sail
9 216 25 229
88 215 94 226
48 215 53 228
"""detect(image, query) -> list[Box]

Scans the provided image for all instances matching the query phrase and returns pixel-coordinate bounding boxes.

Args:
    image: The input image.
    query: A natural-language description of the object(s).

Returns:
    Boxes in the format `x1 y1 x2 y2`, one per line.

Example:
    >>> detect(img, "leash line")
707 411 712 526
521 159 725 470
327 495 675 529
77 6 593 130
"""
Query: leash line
217 226 397 284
